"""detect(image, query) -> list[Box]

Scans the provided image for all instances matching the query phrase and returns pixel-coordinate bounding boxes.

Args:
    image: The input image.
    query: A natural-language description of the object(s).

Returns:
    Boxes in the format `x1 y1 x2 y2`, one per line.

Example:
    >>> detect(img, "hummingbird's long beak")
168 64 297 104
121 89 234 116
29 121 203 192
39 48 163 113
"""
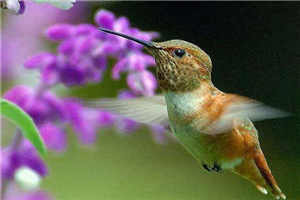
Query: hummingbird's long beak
98 27 159 49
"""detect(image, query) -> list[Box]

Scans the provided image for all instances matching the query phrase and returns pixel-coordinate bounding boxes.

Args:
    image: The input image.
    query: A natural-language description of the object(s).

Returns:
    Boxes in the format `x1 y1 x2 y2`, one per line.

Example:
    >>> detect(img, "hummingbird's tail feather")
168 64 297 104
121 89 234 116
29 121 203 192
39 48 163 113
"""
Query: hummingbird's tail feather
233 158 269 195
254 151 286 199
256 185 268 195
233 151 286 199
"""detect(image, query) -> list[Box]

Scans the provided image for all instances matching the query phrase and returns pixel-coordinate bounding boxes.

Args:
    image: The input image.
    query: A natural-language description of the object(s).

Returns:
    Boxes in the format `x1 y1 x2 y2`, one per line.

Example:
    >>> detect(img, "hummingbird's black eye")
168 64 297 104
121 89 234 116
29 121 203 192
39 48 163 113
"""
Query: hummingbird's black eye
174 49 186 58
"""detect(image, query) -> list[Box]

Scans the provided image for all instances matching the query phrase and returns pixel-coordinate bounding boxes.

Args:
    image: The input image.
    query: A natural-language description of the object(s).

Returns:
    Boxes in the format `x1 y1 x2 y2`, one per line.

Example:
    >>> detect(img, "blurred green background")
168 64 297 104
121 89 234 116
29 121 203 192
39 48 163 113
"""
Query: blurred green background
2 2 300 200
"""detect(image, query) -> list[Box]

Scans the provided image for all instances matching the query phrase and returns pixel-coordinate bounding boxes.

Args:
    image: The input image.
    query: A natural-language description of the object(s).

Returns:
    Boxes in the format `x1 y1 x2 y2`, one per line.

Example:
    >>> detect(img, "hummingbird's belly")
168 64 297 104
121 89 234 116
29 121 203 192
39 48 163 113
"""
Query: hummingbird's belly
165 91 217 165
165 91 243 170
170 122 243 170
170 121 218 165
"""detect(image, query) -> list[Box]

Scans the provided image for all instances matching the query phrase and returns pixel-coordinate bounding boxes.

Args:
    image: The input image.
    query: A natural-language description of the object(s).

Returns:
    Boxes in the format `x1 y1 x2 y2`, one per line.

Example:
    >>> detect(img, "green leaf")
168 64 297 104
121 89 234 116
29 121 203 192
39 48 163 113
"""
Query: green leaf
1 99 47 156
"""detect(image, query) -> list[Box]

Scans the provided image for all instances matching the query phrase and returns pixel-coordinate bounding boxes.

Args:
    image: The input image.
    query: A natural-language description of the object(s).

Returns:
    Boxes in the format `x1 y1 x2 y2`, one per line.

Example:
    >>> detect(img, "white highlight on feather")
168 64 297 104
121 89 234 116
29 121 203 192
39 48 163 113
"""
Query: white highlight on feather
256 185 268 195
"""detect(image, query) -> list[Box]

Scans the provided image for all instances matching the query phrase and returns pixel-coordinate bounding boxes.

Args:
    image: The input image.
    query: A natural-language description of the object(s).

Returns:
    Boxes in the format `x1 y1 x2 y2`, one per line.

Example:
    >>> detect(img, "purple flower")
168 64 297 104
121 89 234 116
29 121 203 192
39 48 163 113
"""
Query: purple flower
18 0 25 14
59 64 86 86
95 9 115 29
24 53 56 70
39 123 67 152
3 85 33 109
75 24 97 36
1 142 48 180
2 8 162 200
21 9 158 88
45 24 75 41
64 100 100 145
98 111 115 127
4 9 161 153
4 86 65 124
40 62 59 85
127 70 157 96
112 52 155 79
112 57 129 79
40 25 106 86
1 1 86 80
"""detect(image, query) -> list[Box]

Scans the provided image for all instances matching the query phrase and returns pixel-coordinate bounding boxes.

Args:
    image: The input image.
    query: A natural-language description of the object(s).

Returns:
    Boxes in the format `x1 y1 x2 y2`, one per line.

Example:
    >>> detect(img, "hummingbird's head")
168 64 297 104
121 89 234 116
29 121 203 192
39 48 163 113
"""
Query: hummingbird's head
150 40 212 92
99 28 212 92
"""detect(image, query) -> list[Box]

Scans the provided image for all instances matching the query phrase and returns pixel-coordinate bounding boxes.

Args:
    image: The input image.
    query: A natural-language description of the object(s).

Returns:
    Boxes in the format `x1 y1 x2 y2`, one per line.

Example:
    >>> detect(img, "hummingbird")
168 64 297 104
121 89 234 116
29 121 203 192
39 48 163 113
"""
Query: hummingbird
92 27 289 199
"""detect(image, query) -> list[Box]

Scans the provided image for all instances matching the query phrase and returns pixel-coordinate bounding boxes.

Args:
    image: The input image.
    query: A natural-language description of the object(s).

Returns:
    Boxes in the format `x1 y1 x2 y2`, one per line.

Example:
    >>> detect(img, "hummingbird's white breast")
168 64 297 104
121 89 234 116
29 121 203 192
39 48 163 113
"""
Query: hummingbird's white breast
164 91 204 116
164 90 217 164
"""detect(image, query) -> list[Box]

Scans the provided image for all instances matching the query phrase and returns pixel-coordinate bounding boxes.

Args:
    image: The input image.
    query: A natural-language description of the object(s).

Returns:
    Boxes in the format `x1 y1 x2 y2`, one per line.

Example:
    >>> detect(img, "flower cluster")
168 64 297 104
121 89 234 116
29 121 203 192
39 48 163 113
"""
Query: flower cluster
25 9 158 92
1 1 85 80
1 9 165 200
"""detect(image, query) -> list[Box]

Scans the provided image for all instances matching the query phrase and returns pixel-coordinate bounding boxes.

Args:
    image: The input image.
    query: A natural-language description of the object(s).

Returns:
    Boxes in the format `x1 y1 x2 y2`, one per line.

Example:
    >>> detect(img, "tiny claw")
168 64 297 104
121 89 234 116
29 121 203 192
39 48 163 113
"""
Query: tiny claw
212 163 222 172
202 163 211 172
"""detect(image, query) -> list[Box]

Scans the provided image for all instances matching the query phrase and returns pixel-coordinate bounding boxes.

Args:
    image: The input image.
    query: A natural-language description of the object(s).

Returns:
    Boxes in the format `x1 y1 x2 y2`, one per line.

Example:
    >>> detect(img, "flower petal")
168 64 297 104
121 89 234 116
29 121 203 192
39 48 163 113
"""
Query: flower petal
3 85 33 109
78 36 96 54
1 142 48 180
20 141 48 177
93 56 107 70
59 65 85 86
112 57 128 79
98 111 115 127
45 24 74 41
18 0 25 14
95 9 115 29
64 100 99 145
39 123 66 152
127 70 157 96
40 62 58 85
58 39 75 56
75 24 97 36
24 53 55 69
42 92 66 120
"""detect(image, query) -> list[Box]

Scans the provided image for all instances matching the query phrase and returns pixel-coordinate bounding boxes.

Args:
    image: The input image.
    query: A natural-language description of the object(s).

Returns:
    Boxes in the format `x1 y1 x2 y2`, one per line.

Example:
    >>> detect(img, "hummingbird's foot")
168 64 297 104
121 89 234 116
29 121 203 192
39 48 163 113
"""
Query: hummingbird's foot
202 163 211 172
202 162 222 173
212 163 222 172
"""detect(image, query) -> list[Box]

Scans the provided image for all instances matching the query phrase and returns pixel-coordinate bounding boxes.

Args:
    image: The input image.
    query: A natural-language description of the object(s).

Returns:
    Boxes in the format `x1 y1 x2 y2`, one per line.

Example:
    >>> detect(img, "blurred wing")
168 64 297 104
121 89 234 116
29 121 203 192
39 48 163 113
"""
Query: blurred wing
86 95 169 126
206 101 290 134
